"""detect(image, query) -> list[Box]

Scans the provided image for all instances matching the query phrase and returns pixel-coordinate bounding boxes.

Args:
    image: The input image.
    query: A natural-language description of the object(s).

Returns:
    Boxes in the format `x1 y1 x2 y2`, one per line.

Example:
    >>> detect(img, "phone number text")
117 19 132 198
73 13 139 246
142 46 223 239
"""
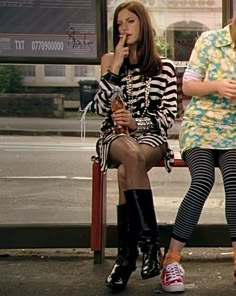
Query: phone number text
31 41 64 51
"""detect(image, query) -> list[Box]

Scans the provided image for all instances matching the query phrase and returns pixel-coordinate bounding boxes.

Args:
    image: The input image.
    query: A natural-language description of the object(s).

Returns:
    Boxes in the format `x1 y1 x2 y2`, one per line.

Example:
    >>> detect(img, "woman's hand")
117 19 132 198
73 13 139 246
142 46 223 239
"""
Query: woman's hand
216 79 236 99
110 35 129 74
112 109 137 130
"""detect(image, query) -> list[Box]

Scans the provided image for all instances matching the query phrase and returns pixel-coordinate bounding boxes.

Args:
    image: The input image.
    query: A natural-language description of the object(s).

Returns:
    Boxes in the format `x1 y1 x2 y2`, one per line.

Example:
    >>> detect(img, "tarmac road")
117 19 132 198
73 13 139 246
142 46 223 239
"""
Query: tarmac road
0 136 225 225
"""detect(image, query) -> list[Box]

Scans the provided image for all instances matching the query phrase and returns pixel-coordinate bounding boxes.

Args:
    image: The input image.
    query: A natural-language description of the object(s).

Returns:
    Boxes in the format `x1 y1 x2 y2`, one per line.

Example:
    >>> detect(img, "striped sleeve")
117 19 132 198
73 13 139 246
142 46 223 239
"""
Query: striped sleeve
151 59 177 130
93 76 120 117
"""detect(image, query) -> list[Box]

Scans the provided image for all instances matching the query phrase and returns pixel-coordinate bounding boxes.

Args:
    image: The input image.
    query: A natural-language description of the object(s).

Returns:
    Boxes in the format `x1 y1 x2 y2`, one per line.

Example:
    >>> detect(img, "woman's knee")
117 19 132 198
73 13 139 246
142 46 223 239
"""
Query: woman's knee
185 148 215 190
125 146 145 166
192 173 215 193
109 137 144 167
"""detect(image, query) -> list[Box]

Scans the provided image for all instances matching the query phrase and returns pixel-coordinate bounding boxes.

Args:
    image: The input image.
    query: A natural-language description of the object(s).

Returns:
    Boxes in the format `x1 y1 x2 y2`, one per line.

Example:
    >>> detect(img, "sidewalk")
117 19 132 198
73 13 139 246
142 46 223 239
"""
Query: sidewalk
0 248 235 296
0 115 181 138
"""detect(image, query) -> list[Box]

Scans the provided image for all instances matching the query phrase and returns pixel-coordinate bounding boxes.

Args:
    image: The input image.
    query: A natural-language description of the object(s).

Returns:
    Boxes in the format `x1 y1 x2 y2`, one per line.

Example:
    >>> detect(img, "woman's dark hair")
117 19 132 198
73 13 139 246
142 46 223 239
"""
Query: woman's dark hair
113 1 162 76
230 17 236 50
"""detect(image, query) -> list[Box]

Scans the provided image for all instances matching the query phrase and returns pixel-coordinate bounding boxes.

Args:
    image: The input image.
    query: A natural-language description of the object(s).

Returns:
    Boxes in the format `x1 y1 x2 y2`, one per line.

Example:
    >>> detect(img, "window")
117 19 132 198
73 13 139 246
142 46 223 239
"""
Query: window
44 65 65 77
74 65 98 79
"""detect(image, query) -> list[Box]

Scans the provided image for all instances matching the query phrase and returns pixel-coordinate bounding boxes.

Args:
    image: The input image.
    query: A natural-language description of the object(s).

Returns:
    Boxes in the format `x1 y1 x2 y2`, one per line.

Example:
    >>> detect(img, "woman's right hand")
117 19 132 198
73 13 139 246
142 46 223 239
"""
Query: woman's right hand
216 79 236 100
112 109 137 130
110 35 129 74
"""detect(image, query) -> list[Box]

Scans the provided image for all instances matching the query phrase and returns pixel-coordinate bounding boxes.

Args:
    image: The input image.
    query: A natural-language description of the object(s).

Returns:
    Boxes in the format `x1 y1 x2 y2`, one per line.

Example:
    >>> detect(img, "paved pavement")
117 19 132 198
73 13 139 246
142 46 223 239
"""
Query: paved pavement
0 247 235 296
0 115 235 296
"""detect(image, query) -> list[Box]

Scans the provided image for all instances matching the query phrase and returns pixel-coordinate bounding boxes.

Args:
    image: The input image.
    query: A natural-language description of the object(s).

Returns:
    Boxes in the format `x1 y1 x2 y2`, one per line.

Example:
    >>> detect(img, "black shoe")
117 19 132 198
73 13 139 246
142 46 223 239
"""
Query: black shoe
106 204 139 291
141 244 161 279
105 253 137 291
124 189 161 280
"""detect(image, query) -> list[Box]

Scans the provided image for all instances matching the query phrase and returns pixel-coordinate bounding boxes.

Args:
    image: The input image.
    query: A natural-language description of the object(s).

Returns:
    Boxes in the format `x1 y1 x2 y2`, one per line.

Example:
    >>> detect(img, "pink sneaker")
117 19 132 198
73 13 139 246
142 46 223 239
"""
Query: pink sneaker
161 262 185 293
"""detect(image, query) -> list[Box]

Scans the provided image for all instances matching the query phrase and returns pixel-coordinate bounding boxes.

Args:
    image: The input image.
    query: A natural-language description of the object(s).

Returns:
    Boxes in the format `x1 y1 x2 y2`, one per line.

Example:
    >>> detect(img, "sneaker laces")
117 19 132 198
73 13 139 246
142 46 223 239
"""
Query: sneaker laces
165 263 184 282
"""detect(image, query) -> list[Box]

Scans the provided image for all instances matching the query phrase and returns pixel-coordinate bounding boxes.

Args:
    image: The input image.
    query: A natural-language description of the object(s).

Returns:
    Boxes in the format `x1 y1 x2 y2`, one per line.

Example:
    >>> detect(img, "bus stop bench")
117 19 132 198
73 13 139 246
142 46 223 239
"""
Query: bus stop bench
91 159 231 264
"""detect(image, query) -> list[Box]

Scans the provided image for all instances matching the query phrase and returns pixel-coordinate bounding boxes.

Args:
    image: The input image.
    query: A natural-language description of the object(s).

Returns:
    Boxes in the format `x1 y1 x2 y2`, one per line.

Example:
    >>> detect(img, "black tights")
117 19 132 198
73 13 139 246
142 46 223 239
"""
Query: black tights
172 148 236 243
108 136 166 203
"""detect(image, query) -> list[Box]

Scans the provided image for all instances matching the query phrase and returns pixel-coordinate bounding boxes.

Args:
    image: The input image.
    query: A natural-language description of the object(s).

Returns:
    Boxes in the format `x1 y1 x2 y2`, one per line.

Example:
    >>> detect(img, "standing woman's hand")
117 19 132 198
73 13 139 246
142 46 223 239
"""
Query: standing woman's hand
110 35 129 75
216 79 236 99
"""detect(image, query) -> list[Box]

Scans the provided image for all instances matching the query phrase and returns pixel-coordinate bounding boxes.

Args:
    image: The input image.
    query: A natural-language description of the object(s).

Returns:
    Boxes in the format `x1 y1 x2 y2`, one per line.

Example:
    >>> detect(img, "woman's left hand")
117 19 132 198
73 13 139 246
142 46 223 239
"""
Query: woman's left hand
112 109 137 130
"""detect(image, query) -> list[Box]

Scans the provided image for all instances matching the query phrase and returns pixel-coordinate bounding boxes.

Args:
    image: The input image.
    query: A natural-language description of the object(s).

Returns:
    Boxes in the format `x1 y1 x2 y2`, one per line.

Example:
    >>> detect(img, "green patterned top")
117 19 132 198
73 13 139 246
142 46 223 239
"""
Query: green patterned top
180 25 236 157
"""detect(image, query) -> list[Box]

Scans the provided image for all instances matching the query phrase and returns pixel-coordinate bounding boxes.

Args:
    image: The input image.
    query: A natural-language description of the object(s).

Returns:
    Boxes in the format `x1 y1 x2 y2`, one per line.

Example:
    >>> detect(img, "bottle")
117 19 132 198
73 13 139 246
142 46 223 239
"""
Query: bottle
111 87 128 134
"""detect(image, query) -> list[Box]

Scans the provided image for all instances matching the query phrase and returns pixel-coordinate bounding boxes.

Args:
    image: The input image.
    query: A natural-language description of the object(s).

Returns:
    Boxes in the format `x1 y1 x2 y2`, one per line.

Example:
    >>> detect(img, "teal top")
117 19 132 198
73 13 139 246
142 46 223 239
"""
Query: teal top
180 25 236 157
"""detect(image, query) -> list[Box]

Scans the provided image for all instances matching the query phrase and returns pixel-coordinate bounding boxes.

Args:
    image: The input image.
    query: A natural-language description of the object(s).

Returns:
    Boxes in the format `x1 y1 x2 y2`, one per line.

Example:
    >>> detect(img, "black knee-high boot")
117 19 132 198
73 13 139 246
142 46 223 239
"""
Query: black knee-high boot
124 189 161 279
105 204 139 291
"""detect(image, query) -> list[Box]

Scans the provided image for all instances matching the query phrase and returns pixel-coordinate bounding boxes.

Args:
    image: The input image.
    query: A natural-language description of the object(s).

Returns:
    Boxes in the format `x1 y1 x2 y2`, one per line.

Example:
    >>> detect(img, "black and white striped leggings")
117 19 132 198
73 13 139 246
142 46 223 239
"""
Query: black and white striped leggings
172 148 236 243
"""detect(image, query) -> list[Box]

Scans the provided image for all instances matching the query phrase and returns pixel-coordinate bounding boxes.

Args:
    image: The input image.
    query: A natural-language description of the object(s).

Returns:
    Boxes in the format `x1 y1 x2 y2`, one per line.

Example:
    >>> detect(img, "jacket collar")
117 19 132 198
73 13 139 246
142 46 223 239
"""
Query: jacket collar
215 25 233 48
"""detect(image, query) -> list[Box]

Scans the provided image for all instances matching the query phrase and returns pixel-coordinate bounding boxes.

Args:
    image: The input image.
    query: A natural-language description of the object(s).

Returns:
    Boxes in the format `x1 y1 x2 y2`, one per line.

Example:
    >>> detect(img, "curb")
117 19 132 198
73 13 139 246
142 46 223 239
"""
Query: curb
0 130 179 138
0 130 100 137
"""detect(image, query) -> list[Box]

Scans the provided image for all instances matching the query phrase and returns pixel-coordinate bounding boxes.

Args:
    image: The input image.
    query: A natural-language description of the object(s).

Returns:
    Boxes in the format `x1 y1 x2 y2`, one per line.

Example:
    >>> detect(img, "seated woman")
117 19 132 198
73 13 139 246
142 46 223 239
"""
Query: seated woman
93 1 177 292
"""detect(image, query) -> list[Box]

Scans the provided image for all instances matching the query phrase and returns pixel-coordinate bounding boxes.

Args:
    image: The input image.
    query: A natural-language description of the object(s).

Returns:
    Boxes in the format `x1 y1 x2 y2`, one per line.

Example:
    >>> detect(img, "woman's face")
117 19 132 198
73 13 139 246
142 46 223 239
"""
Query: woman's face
117 8 140 46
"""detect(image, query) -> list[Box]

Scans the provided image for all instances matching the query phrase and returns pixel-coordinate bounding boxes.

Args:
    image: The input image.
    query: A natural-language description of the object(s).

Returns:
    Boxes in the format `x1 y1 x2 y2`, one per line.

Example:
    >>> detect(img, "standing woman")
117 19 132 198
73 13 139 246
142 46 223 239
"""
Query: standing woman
93 1 177 292
161 18 236 293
